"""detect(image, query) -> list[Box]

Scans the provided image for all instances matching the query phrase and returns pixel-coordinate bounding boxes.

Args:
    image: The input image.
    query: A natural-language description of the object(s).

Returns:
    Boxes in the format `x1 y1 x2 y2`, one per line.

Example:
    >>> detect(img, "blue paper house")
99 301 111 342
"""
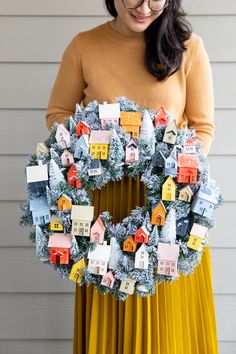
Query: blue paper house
176 216 189 237
74 135 89 159
152 151 165 169
191 184 218 218
30 196 50 225
164 147 178 177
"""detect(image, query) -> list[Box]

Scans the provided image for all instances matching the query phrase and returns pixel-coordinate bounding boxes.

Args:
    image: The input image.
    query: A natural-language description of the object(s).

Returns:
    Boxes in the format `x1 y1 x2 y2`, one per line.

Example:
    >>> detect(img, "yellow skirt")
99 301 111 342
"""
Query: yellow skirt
73 177 219 354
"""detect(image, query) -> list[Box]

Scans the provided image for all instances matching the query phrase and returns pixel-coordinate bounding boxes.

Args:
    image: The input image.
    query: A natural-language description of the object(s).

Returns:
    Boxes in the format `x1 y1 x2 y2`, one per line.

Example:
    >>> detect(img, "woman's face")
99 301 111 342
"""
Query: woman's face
113 0 165 36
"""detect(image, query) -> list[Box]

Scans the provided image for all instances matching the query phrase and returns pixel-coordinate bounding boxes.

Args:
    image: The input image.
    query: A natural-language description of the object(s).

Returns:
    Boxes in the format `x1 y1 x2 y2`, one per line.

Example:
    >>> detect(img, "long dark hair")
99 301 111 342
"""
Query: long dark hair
105 0 192 81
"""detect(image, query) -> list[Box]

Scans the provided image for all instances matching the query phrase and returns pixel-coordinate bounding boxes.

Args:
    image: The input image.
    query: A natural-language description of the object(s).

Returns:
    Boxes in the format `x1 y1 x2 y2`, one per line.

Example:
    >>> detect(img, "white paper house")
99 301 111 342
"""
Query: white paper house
55 124 71 149
119 278 136 295
36 143 49 157
71 205 94 236
190 223 208 239
99 102 120 128
87 241 111 275
26 161 48 193
134 244 149 269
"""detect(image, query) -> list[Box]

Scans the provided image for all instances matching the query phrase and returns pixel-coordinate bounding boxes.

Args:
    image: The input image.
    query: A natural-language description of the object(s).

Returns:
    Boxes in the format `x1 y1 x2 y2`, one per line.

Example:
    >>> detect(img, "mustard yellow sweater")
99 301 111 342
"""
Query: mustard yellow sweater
45 21 214 154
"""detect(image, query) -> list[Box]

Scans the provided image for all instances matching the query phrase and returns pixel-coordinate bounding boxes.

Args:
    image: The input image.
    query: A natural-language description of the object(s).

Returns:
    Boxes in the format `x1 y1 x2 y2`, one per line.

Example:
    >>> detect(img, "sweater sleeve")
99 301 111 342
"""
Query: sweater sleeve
184 36 215 155
45 35 86 130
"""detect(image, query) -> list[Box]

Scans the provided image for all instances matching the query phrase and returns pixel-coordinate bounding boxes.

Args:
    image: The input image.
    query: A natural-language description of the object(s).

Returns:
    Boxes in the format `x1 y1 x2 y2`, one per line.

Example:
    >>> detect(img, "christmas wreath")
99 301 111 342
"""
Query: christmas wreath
20 97 222 300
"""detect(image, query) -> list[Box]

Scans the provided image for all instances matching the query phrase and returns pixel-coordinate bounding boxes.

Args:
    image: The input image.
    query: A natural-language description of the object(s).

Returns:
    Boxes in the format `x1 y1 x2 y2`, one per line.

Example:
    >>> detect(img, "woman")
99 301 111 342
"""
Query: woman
46 1 218 353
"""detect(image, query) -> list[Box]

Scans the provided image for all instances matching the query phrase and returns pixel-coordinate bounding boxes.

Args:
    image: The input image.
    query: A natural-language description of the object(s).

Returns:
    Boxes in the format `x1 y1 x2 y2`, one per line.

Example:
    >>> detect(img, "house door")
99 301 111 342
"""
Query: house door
95 266 100 274
165 267 170 275
130 152 135 161
40 216 45 224
167 192 171 200
78 228 84 236
156 215 162 225
56 255 61 264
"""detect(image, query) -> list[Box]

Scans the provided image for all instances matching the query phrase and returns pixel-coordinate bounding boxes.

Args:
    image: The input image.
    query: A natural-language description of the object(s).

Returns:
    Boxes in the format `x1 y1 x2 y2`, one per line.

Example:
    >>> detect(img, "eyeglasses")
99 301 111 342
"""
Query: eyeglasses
122 0 169 12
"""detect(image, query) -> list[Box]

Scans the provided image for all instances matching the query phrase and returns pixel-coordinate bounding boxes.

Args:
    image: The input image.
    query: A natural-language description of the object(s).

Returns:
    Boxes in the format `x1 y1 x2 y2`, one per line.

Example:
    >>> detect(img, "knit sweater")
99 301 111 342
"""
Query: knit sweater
45 21 214 154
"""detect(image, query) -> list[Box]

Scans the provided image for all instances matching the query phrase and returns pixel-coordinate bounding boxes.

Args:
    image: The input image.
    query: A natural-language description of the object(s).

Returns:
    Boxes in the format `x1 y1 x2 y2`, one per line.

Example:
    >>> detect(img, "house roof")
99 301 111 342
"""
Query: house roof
26 162 48 183
165 120 177 133
190 223 208 239
61 149 73 158
152 200 166 213
89 160 102 169
179 185 193 196
59 194 72 202
99 102 120 119
71 205 94 221
77 120 90 129
89 130 112 144
56 124 70 138
91 216 105 233
36 143 49 155
185 138 196 146
120 112 142 125
48 233 72 248
88 242 111 261
124 236 136 245
135 226 150 237
136 243 148 256
76 134 89 147
127 139 138 149
162 176 176 188
178 153 199 168
29 196 49 211
158 242 179 261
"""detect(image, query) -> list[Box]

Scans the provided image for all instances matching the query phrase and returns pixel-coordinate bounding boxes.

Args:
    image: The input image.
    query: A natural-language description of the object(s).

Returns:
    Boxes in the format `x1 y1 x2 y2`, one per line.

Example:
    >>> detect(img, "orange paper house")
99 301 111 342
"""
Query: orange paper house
177 154 199 184
162 176 176 201
76 121 90 136
123 236 137 252
67 164 82 189
120 112 142 138
134 226 150 243
154 107 168 127
48 233 72 264
58 194 72 211
151 201 166 226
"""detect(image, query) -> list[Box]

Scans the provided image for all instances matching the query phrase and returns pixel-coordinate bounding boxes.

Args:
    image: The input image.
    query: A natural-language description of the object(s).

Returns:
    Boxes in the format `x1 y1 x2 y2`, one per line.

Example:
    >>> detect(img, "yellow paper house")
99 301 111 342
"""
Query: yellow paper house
50 215 64 232
89 130 112 160
69 258 86 284
162 176 176 201
120 112 142 138
187 223 208 251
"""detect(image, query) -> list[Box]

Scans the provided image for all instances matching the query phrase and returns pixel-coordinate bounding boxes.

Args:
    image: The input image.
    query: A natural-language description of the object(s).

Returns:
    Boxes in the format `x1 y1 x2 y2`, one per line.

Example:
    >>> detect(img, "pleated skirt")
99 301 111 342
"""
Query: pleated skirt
73 177 219 354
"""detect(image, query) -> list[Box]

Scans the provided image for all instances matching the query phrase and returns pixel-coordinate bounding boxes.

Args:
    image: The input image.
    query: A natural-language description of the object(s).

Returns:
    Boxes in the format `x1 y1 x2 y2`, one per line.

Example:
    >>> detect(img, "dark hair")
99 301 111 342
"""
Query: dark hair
105 0 192 81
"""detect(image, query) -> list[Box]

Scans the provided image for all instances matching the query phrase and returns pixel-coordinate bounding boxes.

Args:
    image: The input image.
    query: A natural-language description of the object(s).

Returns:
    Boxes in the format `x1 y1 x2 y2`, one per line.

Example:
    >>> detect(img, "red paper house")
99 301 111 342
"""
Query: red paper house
177 154 199 184
67 164 82 188
76 121 90 137
134 226 150 243
154 107 168 127
48 233 72 264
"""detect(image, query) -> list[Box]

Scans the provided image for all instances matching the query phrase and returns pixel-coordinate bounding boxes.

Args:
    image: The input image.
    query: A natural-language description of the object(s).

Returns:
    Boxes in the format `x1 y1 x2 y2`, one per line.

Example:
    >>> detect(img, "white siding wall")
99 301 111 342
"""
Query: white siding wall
0 1 235 353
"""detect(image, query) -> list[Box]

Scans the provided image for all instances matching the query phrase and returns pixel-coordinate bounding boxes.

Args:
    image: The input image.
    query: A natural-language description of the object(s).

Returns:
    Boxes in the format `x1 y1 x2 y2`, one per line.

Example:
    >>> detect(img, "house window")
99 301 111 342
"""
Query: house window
166 262 169 266
85 229 88 233
199 200 203 205
74 222 78 226
74 228 78 233
62 200 65 204
80 222 83 226
45 215 49 220
171 262 175 267
102 261 105 266
35 217 39 221
79 228 84 234
91 260 94 264
85 222 89 227
97 146 101 150
160 267 163 271
103 146 106 150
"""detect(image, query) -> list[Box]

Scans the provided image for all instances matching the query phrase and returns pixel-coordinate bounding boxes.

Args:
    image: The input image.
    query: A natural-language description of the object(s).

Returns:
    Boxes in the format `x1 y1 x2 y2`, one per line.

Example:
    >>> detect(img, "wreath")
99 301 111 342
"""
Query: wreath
20 97 222 300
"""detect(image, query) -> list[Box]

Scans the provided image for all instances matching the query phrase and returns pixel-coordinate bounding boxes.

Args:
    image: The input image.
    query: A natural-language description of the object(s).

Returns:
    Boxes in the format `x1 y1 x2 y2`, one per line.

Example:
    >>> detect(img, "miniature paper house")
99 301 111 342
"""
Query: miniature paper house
101 270 115 288
90 216 106 243
176 154 199 184
134 226 150 243
74 134 89 159
48 233 72 264
36 143 49 157
176 216 189 237
178 185 193 202
157 242 180 276
88 160 103 176
60 149 74 167
67 164 82 189
120 112 142 138
30 196 50 225
154 107 168 127
50 215 64 232
55 124 71 149
151 201 166 226
71 205 94 237
99 102 120 128
87 241 111 276
125 139 139 164
162 176 176 201
76 121 90 137
163 120 177 145
26 160 48 194
89 130 112 160
69 258 86 283
164 147 178 176
183 138 197 154
58 194 72 211
152 151 165 170
123 236 138 252
134 244 149 269
119 278 136 295
191 184 218 218
187 223 208 251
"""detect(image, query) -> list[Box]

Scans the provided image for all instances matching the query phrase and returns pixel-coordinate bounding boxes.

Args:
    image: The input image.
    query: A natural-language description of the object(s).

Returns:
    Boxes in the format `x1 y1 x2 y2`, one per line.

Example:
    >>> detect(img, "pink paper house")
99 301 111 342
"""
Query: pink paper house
55 124 71 149
157 242 179 277
90 216 106 244
125 139 139 164
60 149 74 167
101 270 115 288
